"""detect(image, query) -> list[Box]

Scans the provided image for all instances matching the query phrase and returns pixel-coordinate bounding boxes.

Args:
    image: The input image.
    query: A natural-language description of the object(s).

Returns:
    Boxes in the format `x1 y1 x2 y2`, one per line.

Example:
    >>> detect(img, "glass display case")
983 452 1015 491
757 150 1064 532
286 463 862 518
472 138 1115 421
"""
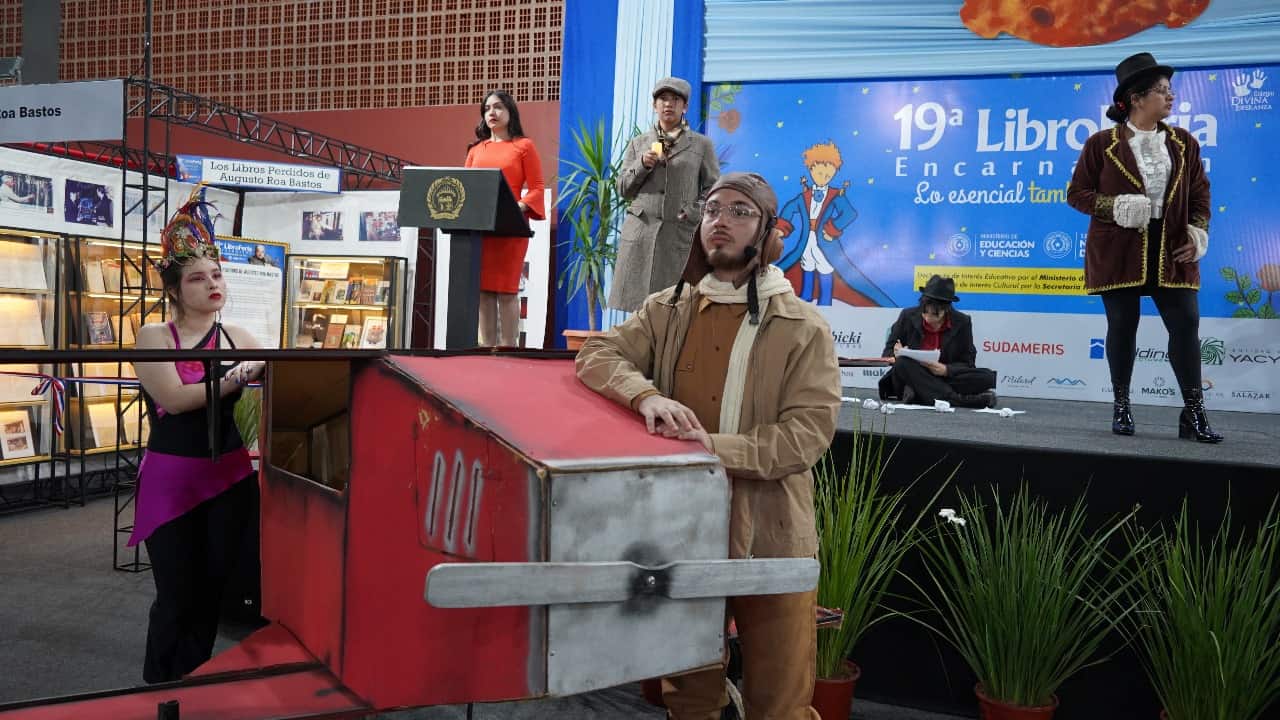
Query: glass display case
60 236 161 453
285 254 406 350
0 229 59 466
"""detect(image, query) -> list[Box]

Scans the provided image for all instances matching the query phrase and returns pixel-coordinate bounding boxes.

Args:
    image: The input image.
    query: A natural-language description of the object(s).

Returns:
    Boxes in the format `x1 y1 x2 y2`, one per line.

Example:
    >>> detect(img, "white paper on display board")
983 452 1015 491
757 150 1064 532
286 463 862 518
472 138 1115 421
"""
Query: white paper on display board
215 238 288 349
0 80 124 144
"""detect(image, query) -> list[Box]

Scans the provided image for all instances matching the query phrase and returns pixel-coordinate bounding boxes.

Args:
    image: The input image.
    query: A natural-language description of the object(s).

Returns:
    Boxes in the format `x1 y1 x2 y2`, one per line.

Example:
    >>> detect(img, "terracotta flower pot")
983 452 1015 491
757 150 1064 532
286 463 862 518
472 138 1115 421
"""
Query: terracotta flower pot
975 684 1059 720
812 660 861 720
562 329 603 351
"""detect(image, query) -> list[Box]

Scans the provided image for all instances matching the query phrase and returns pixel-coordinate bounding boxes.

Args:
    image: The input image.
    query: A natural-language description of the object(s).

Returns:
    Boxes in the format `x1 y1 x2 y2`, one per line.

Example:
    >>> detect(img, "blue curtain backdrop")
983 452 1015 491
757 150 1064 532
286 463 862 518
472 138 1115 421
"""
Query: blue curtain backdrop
554 0 619 341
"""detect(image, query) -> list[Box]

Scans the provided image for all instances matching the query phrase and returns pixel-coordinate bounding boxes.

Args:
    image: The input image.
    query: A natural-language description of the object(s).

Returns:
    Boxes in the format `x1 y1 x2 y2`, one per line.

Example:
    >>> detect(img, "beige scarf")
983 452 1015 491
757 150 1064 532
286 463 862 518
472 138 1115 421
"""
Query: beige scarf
696 265 793 433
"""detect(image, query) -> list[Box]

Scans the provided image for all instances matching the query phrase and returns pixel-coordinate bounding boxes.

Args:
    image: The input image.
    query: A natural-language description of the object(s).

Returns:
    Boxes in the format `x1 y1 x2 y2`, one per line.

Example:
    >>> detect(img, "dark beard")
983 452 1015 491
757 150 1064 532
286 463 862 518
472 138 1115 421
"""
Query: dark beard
706 246 749 272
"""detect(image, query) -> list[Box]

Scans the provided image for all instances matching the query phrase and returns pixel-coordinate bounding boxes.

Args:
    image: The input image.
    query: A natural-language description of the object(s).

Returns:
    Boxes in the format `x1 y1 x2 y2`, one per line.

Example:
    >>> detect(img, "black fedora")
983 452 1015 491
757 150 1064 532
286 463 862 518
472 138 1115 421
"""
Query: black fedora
1112 52 1175 106
919 275 959 303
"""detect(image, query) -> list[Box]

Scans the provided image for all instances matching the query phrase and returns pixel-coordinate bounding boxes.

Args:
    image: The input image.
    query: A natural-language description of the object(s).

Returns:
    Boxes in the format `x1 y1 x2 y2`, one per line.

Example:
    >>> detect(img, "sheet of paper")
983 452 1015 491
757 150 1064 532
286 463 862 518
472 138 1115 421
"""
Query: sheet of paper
896 348 941 364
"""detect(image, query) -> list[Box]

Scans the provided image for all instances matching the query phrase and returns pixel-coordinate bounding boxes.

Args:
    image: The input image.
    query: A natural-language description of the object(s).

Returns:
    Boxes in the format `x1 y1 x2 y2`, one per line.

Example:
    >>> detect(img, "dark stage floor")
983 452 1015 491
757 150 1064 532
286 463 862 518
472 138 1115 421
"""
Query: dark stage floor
836 392 1279 468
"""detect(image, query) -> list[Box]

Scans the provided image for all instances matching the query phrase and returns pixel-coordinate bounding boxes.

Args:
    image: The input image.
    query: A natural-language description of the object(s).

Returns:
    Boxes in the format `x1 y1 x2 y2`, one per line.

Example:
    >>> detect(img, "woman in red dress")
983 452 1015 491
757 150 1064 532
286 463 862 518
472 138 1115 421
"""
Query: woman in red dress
465 89 545 346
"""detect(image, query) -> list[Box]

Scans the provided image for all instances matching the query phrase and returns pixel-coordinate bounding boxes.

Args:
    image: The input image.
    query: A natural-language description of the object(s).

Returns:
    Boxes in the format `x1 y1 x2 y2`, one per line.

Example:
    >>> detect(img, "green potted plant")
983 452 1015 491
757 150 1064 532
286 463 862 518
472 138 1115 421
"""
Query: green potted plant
904 488 1149 719
557 118 624 348
811 416 950 720
1126 500 1280 720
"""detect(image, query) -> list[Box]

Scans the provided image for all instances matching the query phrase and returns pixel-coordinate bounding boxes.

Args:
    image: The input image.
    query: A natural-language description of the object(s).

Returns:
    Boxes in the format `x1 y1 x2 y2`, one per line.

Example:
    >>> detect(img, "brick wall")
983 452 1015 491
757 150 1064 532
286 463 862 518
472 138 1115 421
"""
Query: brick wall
1 0 563 112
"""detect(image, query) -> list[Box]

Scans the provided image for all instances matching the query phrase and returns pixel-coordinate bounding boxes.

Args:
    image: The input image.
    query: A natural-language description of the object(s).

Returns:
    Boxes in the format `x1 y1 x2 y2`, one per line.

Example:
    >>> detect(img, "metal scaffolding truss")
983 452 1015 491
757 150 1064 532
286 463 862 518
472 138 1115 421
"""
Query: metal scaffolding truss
133 79 413 189
10 77 414 190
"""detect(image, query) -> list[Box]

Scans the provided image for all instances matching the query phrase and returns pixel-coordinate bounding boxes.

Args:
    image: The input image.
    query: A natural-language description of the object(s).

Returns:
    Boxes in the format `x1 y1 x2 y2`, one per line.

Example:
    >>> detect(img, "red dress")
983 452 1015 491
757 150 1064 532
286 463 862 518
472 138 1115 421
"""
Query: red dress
464 137 546 293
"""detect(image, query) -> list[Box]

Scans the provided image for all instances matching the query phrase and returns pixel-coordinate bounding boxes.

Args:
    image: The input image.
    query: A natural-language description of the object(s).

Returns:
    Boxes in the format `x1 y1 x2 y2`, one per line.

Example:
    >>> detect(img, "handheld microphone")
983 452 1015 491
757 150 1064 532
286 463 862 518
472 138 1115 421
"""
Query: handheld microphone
743 245 758 261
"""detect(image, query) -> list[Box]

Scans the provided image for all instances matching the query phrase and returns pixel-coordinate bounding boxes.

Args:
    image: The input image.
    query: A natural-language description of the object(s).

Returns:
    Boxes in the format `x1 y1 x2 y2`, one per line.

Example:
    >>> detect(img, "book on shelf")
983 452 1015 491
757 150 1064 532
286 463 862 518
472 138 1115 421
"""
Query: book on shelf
359 316 388 349
120 404 150 445
374 280 391 304
101 258 123 293
82 259 107 293
79 361 137 398
86 400 122 448
83 311 115 345
0 408 36 460
346 279 362 303
122 263 143 290
322 323 346 348
110 314 137 346
145 261 163 291
358 283 378 304
0 240 49 290
339 325 361 349
0 363 41 403
0 295 47 347
332 285 348 303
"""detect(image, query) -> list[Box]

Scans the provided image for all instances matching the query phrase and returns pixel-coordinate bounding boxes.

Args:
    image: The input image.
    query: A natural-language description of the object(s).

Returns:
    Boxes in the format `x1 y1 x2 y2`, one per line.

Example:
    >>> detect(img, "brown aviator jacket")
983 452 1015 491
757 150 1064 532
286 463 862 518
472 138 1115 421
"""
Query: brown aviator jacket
575 285 840 560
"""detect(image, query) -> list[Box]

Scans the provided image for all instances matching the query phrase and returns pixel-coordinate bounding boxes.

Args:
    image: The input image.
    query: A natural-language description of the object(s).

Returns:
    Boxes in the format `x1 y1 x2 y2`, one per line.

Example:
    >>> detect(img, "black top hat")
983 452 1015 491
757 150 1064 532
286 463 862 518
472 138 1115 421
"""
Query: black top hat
919 275 959 303
1112 52 1175 106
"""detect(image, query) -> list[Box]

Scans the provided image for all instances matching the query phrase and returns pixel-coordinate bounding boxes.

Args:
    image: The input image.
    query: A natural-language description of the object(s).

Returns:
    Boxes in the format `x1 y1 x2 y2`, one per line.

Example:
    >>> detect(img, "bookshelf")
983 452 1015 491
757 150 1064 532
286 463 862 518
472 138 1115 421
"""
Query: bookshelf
285 254 406 350
0 229 59 478
59 235 158 464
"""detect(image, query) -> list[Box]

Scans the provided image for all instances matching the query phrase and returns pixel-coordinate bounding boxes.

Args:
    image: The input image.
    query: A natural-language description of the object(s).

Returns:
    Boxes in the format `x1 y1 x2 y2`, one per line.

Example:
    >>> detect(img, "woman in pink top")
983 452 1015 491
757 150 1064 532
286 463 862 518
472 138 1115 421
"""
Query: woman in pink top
131 190 264 683
465 89 545 347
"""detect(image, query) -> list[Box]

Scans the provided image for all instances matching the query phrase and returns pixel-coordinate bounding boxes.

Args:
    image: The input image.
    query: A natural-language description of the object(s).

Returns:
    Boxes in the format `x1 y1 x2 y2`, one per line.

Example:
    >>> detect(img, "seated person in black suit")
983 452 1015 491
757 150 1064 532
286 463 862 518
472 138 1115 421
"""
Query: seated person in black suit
878 275 997 408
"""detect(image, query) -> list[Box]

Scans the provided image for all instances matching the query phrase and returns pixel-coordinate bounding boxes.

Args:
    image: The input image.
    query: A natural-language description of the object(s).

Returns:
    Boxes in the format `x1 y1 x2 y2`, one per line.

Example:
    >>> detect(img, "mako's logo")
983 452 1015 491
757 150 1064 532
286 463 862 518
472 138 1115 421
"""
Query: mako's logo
1140 377 1176 397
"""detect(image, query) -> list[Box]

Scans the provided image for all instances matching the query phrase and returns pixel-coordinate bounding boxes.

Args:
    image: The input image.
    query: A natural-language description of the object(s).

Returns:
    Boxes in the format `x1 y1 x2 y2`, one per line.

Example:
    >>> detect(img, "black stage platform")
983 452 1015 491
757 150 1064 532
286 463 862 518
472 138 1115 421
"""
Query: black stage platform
829 393 1279 720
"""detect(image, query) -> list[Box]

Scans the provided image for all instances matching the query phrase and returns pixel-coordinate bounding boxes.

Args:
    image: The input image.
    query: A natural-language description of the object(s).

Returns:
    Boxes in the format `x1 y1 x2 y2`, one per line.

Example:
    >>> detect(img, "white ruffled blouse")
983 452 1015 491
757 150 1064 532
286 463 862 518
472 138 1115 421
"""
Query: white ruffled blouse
1127 122 1172 219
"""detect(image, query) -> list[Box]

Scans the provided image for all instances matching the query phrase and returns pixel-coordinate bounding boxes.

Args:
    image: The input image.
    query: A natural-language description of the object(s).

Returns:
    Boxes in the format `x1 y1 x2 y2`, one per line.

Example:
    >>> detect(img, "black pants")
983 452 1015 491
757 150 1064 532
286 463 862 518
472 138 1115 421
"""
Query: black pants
878 357 996 404
143 475 255 684
1100 286 1201 393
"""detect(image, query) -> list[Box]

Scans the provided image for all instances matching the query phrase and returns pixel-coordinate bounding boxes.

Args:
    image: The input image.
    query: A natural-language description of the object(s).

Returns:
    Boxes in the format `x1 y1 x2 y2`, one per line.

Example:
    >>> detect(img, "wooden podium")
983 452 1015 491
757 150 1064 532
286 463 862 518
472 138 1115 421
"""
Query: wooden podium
397 167 532 349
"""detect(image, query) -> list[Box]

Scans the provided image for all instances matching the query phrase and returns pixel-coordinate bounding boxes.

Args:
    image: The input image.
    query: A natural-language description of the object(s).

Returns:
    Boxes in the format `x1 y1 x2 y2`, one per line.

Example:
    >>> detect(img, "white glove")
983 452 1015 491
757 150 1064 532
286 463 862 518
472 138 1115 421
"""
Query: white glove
1186 225 1208 260
1113 194 1152 229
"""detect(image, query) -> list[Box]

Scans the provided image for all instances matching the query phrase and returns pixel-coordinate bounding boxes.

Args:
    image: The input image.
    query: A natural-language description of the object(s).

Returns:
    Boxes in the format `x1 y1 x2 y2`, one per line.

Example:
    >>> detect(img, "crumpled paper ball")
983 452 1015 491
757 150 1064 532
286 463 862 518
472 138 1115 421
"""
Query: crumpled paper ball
862 398 880 410
934 400 952 412
880 403 895 415
998 407 1014 418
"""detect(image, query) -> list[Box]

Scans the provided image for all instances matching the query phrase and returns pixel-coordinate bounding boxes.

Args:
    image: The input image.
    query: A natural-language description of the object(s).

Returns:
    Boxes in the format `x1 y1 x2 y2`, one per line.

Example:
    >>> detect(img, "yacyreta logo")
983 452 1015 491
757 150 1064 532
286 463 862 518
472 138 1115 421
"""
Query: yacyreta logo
1200 337 1225 366
1089 338 1105 359
1047 377 1086 387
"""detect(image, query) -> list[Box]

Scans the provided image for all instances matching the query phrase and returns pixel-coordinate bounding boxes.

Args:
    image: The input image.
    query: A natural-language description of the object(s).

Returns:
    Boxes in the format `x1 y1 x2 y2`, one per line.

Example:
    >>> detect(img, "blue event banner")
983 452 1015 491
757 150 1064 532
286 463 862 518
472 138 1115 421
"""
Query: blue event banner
214 237 286 270
705 64 1278 319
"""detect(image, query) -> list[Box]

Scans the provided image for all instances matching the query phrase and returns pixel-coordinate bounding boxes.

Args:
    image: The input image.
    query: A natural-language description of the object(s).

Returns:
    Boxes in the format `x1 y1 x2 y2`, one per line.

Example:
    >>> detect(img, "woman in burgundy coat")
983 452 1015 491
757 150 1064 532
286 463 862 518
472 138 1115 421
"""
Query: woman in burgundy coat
1067 52 1221 443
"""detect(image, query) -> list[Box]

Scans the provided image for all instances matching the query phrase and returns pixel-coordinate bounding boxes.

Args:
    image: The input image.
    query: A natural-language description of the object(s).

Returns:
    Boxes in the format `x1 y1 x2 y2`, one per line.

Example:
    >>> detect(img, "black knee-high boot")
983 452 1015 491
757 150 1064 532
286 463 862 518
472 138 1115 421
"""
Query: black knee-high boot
1112 386 1135 436
1179 387 1223 443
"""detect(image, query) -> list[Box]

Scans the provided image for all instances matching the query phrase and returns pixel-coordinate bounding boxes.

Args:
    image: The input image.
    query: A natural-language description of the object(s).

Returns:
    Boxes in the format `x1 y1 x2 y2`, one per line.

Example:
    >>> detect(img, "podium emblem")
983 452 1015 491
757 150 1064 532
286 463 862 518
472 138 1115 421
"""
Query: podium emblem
426 176 466 220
